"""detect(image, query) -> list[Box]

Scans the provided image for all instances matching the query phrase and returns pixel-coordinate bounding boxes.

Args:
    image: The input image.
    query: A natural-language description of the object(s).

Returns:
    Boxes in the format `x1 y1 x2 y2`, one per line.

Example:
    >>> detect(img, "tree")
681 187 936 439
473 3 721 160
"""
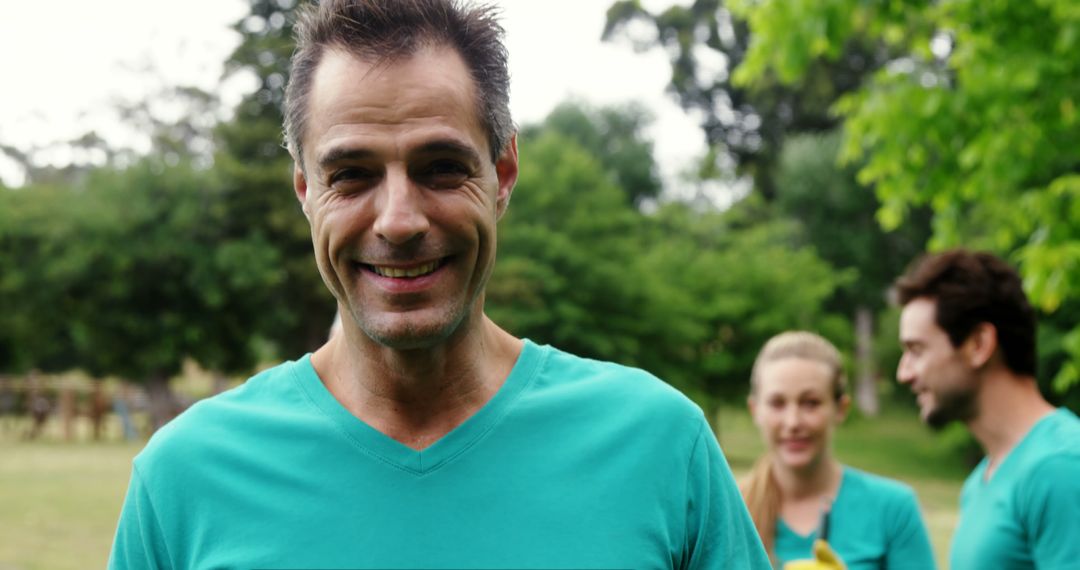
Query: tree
604 1 926 413
776 132 931 412
490 128 671 372
603 0 895 200
1 0 325 432
50 159 284 428
731 0 1080 393
519 100 662 207
490 104 851 422
643 198 853 410
0 183 83 375
215 0 336 356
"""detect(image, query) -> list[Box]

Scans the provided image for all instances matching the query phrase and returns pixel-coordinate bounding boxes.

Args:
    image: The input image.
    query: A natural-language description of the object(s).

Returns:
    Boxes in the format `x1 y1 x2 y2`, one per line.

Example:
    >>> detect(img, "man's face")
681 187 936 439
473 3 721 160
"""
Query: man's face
293 46 518 350
897 297 979 429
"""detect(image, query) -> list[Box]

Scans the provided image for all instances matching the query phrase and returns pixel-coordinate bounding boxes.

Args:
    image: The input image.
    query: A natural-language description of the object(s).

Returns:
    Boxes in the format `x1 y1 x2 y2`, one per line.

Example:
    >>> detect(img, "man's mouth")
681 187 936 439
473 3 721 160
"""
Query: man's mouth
366 259 444 279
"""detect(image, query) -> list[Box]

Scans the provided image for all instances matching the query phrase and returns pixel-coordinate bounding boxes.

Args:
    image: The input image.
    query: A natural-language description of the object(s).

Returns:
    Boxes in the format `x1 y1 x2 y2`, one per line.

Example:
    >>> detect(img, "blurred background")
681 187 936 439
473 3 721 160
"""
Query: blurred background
1 1 1078 569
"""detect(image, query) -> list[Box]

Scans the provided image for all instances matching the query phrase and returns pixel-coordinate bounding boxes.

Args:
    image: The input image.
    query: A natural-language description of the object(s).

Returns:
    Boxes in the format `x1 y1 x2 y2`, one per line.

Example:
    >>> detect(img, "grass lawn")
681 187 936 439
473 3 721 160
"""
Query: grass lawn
0 423 140 570
0 406 968 570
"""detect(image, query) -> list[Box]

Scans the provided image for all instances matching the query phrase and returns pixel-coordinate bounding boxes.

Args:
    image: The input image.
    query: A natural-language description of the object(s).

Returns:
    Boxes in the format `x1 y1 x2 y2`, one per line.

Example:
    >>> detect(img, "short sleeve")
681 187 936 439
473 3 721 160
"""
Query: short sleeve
683 418 771 570
1022 453 1080 567
883 486 937 570
108 465 173 570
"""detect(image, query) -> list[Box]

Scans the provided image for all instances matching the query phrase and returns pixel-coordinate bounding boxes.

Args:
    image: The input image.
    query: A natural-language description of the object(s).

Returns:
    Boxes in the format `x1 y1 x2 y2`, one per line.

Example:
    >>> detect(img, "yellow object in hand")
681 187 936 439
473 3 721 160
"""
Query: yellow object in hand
781 539 847 570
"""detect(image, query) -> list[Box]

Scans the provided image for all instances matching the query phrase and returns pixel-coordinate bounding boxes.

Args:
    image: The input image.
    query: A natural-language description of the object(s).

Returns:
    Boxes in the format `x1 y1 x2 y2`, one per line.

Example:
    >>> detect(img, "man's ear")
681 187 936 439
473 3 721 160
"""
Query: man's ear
963 322 999 368
293 162 311 220
494 134 519 220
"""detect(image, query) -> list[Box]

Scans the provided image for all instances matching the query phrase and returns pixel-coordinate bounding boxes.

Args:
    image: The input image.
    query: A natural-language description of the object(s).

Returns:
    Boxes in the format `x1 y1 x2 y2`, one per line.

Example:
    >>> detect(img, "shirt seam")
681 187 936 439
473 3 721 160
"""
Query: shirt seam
682 417 708 569
132 462 176 570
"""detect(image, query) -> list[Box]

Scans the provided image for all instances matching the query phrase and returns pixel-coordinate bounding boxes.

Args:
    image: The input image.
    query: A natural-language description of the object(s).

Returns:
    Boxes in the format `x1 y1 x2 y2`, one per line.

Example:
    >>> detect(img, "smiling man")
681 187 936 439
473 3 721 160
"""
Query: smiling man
894 249 1080 570
107 1 768 569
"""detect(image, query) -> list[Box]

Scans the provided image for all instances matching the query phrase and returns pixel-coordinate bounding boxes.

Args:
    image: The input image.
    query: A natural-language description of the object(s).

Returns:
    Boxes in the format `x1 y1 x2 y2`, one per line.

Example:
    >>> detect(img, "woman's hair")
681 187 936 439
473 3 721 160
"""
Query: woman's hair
740 331 846 556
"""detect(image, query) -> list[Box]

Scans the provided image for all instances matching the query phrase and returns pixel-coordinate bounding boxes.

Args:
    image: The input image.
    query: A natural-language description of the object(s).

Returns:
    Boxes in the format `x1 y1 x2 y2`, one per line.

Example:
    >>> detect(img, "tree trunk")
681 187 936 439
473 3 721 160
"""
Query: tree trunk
58 380 76 441
144 373 180 434
854 306 880 416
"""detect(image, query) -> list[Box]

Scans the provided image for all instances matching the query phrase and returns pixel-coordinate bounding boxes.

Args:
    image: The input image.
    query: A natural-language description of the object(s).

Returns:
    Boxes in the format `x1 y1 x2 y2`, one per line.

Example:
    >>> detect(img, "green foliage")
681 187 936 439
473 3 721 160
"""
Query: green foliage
0 184 84 373
730 0 933 87
491 106 852 411
0 159 283 380
604 0 893 200
733 0 1080 392
776 131 931 310
491 130 659 361
604 2 919 413
215 0 336 355
652 199 854 402
519 100 662 207
0 0 324 385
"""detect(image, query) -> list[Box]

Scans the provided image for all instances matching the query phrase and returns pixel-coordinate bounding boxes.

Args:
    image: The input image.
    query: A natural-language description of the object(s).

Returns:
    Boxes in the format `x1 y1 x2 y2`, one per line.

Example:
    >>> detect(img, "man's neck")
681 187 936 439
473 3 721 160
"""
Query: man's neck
968 369 1055 473
311 314 523 450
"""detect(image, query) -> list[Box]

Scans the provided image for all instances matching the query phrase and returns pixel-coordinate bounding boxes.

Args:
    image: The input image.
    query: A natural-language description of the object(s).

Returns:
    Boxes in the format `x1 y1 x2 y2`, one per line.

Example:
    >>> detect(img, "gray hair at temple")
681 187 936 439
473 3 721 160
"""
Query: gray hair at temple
283 0 514 169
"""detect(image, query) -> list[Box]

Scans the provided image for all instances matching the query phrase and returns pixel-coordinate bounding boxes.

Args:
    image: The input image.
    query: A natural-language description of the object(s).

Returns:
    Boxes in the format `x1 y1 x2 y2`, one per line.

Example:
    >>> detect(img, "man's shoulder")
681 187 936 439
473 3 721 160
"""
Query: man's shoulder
1021 411 1080 486
133 357 308 473
529 342 706 425
1013 409 1080 474
1010 412 1080 538
1041 408 1080 449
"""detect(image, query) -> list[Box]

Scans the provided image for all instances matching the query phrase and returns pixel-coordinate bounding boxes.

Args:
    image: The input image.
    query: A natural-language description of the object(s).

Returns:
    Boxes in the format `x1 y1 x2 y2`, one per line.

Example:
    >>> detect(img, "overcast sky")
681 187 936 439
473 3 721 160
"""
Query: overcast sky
0 0 704 187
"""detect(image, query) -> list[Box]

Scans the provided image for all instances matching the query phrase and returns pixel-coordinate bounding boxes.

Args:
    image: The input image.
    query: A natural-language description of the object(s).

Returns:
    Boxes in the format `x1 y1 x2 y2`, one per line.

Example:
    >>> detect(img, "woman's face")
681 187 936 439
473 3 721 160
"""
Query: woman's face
749 357 849 472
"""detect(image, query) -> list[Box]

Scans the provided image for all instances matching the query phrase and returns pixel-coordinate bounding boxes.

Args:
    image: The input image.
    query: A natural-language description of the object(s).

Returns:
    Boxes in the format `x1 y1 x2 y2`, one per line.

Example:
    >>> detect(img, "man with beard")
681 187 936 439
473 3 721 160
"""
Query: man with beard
107 1 769 568
894 249 1080 569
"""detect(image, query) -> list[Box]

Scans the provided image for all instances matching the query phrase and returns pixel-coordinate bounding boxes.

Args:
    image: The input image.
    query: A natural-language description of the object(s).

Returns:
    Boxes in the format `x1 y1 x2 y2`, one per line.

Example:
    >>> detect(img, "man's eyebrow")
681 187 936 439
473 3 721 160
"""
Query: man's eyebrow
412 139 483 164
316 140 484 169
316 147 377 169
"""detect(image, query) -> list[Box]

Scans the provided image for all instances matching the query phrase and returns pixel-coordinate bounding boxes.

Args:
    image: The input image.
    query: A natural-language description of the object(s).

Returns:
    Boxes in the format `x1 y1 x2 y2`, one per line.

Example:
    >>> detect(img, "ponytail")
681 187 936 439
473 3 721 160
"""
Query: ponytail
740 454 781 561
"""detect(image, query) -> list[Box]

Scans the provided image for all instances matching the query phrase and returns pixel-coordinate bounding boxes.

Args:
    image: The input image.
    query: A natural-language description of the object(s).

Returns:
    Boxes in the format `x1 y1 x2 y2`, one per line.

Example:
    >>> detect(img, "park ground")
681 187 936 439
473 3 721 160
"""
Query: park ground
0 404 967 570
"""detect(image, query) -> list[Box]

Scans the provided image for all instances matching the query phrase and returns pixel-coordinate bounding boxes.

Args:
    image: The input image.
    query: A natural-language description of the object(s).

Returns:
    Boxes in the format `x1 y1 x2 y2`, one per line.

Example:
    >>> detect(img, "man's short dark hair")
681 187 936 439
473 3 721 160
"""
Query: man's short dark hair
283 0 513 167
894 249 1037 377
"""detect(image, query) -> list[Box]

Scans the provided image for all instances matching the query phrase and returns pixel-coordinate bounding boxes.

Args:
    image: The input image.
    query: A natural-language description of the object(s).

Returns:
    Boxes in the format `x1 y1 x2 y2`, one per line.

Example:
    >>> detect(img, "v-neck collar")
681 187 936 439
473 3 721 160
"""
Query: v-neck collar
778 467 850 541
291 339 546 475
977 408 1061 485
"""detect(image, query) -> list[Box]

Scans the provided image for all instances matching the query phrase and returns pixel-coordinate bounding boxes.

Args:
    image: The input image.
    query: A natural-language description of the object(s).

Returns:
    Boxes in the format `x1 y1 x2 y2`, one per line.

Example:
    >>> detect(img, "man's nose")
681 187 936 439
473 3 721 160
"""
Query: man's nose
897 353 914 385
373 170 429 245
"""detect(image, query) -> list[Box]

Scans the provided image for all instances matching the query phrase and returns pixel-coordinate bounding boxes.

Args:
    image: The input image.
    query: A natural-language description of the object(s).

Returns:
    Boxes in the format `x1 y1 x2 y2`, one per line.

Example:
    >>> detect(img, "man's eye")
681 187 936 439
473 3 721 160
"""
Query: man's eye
422 161 470 188
329 168 378 191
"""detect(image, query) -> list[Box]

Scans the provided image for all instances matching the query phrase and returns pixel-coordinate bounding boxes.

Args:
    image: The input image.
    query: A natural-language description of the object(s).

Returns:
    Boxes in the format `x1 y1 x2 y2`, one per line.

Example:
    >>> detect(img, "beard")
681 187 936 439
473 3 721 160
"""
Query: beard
925 384 978 430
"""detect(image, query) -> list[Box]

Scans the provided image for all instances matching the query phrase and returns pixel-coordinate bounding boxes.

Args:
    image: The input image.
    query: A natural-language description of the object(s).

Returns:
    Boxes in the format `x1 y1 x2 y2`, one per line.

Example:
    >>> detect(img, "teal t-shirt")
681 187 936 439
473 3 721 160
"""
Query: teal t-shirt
109 340 770 569
950 408 1080 570
775 467 936 570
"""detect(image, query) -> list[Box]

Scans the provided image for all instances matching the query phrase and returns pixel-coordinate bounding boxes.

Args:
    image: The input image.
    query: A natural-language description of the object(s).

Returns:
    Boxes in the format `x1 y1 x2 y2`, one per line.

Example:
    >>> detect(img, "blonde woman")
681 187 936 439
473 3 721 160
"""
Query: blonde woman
741 332 936 569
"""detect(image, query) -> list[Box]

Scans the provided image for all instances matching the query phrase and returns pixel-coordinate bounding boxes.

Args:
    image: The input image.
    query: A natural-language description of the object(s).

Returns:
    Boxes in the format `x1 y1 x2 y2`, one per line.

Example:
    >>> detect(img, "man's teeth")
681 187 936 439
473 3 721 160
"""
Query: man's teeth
371 261 440 278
